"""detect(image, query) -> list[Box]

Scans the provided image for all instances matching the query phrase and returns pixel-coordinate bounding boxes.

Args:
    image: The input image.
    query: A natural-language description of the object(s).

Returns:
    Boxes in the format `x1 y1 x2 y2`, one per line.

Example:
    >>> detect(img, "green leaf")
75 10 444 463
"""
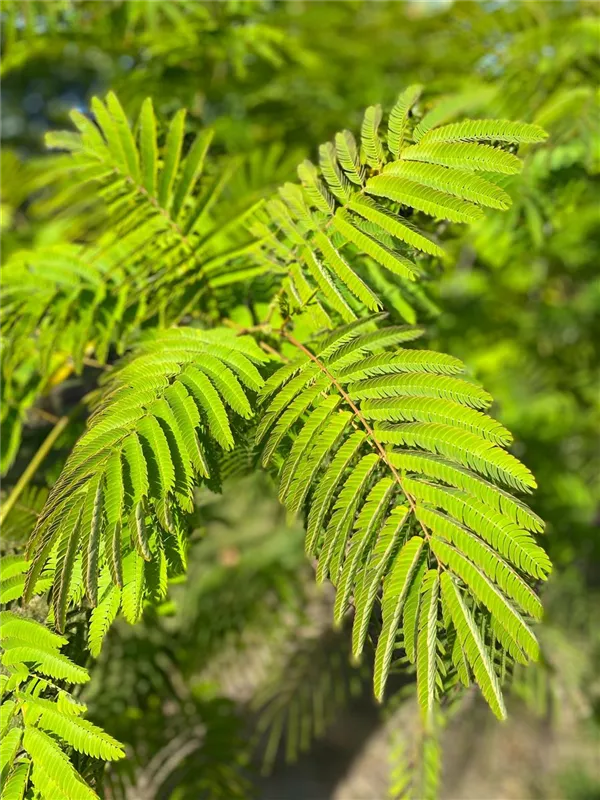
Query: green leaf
350 374 491 409
305 430 366 555
346 195 445 258
80 475 104 607
106 91 140 182
179 366 235 450
53 506 82 633
416 570 440 724
262 379 330 467
0 612 67 650
318 141 353 203
195 354 253 419
313 230 381 311
138 415 176 495
420 506 543 618
317 454 379 584
22 695 125 760
22 726 98 800
388 451 543 532
172 129 213 220
420 119 547 144
401 142 522 174
383 161 511 210
1 644 89 684
90 96 126 173
334 477 396 622
297 159 334 214
431 537 539 660
157 108 186 209
387 84 423 159
402 558 428 664
335 130 364 185
139 97 158 196
279 396 341 504
379 422 535 490
374 535 425 701
103 449 125 526
367 397 511 445
440 572 507 720
0 728 22 778
367 175 484 224
333 210 419 280
404 479 550 578
88 572 121 658
301 247 355 322
286 410 352 517
121 548 145 624
352 504 410 657
361 104 386 169
0 758 30 800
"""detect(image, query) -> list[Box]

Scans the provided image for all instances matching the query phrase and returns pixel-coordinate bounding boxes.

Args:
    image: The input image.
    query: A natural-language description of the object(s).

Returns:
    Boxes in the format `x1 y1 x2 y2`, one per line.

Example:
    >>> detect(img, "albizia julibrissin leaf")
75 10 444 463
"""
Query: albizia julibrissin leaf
256 315 550 718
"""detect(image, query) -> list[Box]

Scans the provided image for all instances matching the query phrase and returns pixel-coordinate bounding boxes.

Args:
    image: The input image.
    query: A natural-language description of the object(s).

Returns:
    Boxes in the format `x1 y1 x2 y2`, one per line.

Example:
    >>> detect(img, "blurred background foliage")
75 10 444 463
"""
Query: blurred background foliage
1 1 599 797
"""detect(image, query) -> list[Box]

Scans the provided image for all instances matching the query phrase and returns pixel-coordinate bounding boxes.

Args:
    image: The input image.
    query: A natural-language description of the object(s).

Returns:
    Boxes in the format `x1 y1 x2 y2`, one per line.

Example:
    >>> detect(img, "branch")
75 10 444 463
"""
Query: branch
0 405 81 526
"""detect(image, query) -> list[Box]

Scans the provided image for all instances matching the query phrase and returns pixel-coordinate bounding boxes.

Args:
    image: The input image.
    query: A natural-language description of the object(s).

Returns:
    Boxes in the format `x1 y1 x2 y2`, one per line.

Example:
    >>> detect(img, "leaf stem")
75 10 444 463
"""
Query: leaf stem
281 330 432 542
0 410 78 526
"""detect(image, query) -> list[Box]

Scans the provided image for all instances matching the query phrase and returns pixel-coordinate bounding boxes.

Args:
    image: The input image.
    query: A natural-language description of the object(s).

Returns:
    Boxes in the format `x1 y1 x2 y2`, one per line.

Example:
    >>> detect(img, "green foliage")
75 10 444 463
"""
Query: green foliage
389 725 441 800
23 328 268 636
4 2 596 797
0 76 554 788
0 611 124 799
252 626 363 773
249 99 543 328
256 315 549 714
41 91 265 318
0 91 271 469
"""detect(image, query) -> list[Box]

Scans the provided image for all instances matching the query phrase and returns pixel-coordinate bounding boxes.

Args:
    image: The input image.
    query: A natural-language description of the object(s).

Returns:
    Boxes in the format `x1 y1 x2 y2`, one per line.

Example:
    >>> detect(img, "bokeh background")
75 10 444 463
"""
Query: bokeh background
1 1 599 798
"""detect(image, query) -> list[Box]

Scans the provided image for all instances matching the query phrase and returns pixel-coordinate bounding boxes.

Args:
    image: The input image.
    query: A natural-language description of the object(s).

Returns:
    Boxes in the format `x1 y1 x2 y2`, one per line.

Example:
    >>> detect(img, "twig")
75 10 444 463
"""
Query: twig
0 406 82 526
81 356 113 371
32 409 60 424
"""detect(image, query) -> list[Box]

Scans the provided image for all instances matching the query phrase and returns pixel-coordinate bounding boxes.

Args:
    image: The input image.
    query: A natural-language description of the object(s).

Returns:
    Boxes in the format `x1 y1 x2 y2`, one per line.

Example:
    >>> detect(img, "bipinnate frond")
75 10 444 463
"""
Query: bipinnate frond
0 612 124 800
44 92 265 316
255 316 550 719
22 328 268 641
4 84 554 770
248 89 546 325
0 242 146 431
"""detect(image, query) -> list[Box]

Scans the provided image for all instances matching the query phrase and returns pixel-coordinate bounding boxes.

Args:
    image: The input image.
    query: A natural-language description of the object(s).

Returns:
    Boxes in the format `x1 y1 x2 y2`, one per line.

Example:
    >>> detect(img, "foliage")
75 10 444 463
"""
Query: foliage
0 611 124 799
1 2 597 798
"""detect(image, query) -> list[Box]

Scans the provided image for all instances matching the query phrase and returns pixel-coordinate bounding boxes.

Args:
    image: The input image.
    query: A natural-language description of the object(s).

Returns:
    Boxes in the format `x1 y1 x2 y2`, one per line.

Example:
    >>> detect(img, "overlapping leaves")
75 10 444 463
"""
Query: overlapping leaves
14 86 552 730
0 612 124 800
256 315 550 717
249 85 546 326
22 329 267 646
45 91 266 320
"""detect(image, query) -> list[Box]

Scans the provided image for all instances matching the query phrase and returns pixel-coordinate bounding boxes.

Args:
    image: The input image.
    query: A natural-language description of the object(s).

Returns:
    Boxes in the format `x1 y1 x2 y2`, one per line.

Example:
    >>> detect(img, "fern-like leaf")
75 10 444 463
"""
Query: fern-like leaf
25 329 267 619
420 119 547 145
0 614 124 800
21 695 125 760
440 572 506 720
416 570 440 722
387 84 423 159
256 317 549 716
247 85 538 323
